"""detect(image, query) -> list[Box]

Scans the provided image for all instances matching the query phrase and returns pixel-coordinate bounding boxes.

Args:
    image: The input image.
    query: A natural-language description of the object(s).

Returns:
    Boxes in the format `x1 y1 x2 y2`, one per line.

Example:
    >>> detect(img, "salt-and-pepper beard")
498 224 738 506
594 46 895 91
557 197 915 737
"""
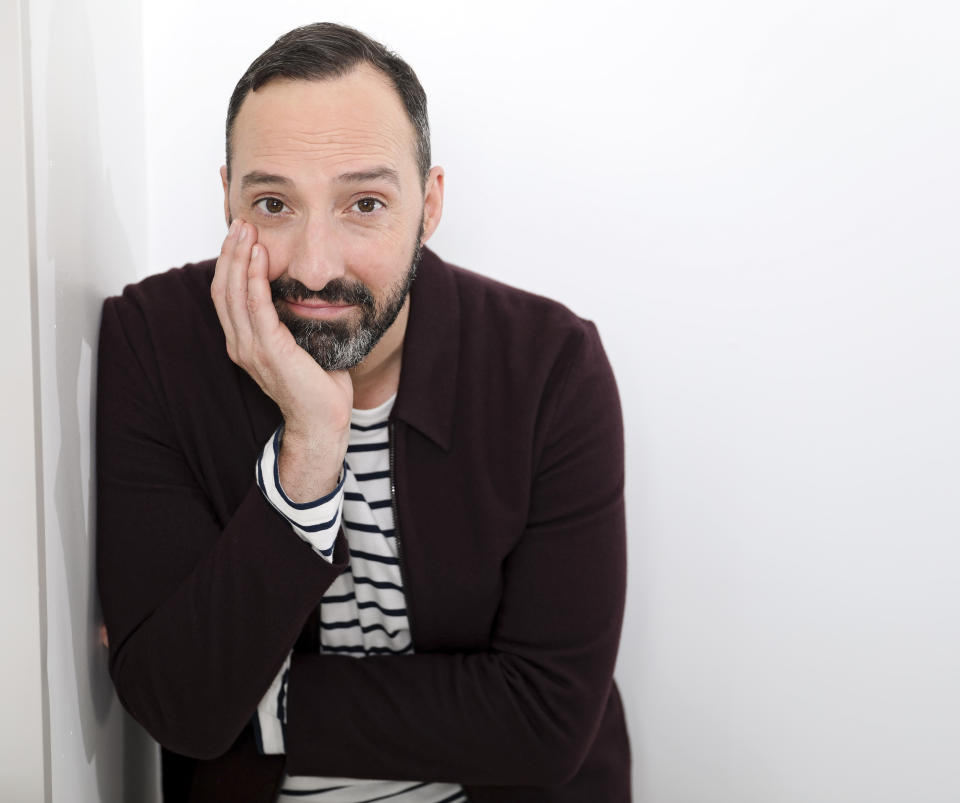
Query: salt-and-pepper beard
271 229 423 371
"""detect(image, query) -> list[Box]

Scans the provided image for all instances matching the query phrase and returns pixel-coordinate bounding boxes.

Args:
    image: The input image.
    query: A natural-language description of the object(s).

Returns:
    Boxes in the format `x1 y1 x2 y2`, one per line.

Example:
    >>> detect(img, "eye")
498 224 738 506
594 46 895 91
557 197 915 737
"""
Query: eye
255 197 288 215
352 197 384 215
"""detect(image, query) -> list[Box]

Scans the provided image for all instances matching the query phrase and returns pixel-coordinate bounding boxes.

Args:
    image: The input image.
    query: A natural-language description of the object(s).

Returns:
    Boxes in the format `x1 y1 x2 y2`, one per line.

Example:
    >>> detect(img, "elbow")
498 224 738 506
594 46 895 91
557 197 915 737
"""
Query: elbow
518 733 592 786
111 654 248 761
499 700 601 786
154 722 243 762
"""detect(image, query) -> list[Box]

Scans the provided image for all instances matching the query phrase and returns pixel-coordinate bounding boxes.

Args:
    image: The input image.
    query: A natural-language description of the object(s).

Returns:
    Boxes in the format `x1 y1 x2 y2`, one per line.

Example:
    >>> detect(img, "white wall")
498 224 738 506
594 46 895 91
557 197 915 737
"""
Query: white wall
27 0 159 800
24 0 960 801
0 1 46 800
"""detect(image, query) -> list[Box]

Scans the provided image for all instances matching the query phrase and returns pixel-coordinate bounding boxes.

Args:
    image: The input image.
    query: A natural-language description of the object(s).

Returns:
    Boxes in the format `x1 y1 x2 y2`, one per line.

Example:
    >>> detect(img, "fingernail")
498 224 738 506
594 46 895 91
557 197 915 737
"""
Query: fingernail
251 244 260 259
238 224 248 242
229 219 238 236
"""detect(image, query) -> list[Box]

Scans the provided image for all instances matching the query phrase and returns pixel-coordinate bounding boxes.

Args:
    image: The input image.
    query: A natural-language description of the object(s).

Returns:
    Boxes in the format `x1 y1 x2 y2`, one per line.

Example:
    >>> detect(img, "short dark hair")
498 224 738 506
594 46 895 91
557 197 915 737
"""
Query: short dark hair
225 22 431 184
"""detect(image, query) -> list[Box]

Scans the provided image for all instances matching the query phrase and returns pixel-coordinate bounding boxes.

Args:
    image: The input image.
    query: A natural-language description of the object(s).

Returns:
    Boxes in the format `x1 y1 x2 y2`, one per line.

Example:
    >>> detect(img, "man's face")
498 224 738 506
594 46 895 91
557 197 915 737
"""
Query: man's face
222 66 442 370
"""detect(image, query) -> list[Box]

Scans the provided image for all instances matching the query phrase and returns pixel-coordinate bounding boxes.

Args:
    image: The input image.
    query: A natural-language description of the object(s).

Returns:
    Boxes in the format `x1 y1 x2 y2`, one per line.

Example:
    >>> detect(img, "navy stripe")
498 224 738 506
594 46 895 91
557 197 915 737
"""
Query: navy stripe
279 785 349 796
277 666 289 746
361 622 404 638
290 514 340 534
317 541 336 558
347 441 389 453
321 591 356 604
358 599 407 616
344 491 391 510
260 452 336 554
353 469 390 482
350 548 399 565
343 519 394 537
322 642 412 656
256 449 276 506
251 712 264 754
350 420 388 431
270 502 340 541
320 644 365 654
320 618 360 630
318 619 403 638
354 575 404 592
434 793 469 803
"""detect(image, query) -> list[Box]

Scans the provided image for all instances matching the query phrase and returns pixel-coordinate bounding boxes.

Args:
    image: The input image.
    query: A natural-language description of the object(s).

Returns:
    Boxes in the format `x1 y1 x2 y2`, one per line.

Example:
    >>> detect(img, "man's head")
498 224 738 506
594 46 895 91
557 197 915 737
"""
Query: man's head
221 23 443 371
226 23 431 186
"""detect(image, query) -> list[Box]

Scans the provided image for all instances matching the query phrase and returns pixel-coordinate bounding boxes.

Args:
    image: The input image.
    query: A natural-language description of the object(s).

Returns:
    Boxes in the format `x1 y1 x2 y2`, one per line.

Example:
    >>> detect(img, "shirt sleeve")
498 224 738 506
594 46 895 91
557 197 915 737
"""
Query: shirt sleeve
253 652 291 755
256 426 345 562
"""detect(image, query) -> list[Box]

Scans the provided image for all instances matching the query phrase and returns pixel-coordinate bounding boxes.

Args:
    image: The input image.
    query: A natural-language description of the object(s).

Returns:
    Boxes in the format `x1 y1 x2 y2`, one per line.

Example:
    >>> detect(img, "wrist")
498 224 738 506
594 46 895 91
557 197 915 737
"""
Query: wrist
276 427 343 501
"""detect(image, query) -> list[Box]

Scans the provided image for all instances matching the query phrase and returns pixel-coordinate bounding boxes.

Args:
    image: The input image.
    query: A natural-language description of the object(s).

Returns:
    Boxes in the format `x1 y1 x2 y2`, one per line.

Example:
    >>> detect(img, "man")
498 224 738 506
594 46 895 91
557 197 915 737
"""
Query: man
97 22 629 803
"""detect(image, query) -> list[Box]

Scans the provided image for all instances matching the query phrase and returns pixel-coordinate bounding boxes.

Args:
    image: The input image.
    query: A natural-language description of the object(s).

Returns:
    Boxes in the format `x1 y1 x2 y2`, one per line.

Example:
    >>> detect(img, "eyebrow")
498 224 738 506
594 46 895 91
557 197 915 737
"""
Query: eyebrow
239 171 292 191
335 167 401 190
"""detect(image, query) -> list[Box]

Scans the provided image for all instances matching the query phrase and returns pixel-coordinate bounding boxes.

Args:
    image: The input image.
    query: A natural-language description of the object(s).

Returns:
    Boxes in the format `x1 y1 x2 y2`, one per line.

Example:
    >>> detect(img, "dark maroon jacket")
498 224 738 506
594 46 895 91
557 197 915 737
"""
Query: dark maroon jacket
97 248 630 801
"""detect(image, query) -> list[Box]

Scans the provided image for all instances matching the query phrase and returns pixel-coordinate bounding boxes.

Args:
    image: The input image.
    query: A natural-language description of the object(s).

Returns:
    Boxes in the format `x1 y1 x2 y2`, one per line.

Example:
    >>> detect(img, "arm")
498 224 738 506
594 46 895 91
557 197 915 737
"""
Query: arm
96 294 347 759
283 322 627 786
98 221 352 758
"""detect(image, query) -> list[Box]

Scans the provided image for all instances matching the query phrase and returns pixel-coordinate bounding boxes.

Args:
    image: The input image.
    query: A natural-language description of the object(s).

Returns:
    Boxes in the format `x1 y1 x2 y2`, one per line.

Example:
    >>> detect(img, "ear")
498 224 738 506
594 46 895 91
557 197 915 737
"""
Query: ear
419 166 445 245
220 165 231 226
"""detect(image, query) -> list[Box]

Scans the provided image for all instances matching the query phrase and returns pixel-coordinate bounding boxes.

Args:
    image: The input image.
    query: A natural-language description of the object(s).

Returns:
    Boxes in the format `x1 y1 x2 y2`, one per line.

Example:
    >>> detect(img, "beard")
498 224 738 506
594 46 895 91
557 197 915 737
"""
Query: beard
271 235 422 371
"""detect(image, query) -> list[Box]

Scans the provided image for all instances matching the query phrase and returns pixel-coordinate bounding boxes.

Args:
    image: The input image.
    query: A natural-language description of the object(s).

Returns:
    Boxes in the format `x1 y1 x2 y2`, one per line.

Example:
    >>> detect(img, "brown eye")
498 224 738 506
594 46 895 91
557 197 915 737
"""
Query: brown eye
256 197 286 215
354 198 383 214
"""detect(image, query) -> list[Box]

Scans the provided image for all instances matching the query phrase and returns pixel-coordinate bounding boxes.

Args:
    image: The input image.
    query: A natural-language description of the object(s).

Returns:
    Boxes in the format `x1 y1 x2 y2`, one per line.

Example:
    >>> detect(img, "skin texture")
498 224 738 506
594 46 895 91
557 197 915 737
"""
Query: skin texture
211 65 444 502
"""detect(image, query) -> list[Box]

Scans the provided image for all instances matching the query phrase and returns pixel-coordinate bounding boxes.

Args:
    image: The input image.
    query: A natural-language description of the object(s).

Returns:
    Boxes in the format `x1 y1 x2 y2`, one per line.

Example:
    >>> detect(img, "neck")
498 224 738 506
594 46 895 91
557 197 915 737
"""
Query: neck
349 297 409 410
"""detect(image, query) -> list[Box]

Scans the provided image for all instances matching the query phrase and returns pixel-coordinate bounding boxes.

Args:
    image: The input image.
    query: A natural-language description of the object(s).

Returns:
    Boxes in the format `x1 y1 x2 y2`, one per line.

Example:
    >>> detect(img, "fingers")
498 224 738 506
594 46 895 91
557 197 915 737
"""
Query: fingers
211 219 240 350
212 219 262 364
246 242 282 345
225 221 255 346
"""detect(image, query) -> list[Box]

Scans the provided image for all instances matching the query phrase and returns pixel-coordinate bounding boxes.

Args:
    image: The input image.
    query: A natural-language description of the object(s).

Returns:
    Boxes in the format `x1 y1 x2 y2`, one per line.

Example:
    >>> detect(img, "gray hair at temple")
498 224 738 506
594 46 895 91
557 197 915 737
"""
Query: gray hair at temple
224 22 431 185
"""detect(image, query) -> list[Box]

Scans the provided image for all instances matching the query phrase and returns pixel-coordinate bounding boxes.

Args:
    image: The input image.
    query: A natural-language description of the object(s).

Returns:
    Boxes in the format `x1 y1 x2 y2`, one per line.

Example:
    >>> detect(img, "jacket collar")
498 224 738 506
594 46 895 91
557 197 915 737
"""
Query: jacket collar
392 247 459 452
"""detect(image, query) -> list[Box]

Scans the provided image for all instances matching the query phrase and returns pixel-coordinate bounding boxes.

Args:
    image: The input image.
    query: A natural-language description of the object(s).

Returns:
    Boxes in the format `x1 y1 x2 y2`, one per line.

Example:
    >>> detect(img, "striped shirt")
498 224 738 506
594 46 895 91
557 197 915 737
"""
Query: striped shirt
256 395 467 803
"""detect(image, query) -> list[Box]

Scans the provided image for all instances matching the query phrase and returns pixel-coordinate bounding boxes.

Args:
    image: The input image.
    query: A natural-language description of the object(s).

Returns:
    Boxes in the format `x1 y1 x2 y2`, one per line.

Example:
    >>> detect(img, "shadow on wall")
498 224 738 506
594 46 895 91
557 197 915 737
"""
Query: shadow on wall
43 1 158 800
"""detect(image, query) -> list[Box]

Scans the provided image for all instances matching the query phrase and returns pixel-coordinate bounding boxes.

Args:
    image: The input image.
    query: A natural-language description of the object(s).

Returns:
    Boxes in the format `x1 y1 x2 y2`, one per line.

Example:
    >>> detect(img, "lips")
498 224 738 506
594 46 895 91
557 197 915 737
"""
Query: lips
284 298 355 318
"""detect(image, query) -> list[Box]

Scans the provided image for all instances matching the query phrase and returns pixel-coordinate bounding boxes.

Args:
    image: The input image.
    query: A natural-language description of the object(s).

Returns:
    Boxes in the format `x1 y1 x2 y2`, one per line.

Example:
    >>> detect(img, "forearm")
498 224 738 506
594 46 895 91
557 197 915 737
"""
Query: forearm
282 502 626 785
102 481 346 758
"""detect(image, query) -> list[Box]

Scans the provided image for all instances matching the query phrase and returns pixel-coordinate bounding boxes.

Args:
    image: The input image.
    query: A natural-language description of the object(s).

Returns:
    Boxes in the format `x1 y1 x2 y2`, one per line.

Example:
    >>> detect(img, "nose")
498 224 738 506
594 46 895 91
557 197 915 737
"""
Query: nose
286 213 347 291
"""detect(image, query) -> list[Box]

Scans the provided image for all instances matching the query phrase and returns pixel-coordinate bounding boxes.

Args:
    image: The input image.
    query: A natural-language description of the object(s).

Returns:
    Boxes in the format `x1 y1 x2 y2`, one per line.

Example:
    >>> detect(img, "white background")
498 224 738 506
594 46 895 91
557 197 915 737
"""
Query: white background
14 0 960 801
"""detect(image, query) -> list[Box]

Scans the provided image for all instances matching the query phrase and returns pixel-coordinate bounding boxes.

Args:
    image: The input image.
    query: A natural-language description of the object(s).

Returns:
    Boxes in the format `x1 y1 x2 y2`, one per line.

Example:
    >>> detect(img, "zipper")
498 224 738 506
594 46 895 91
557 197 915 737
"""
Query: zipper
389 421 415 648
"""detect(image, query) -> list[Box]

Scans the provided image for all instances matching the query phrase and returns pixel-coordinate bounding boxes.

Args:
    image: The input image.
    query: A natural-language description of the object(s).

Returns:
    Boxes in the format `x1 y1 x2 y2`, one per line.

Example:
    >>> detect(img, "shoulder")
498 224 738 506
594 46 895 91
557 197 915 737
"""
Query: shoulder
104 259 217 328
99 259 233 402
418 249 601 366
101 259 221 354
409 250 617 445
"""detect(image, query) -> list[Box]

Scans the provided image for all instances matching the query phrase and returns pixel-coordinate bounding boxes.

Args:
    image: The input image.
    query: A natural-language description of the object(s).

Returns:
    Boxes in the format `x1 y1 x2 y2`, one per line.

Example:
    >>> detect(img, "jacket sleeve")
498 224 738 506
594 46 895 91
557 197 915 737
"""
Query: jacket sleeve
283 320 627 786
96 294 348 759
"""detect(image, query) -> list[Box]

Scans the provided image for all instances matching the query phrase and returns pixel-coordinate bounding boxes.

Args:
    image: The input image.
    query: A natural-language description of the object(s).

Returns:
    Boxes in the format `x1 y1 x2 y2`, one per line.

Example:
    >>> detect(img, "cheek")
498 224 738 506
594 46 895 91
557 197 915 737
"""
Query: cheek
341 218 414 265
342 231 411 290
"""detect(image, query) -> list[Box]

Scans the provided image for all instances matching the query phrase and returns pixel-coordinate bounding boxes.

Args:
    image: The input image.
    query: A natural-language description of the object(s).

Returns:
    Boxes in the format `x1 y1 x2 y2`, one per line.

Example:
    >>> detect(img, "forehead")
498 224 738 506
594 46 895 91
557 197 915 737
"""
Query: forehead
231 65 418 180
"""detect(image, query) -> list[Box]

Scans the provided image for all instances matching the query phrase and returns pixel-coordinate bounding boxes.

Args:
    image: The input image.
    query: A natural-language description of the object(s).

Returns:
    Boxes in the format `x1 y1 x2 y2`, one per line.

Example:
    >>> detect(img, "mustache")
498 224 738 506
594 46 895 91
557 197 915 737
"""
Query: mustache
270 276 375 308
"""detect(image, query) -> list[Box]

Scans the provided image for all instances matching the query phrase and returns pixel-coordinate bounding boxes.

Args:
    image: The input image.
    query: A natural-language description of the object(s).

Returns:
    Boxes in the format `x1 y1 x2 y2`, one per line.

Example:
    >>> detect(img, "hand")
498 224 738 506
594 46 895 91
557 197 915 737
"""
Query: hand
211 219 352 501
